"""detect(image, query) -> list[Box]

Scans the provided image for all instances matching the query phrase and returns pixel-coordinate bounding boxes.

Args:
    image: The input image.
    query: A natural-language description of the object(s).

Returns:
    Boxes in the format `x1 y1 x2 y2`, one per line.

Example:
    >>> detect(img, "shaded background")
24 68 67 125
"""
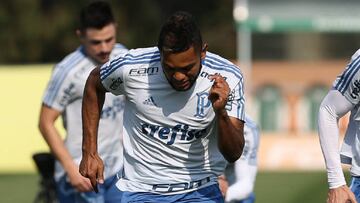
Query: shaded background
0 0 237 63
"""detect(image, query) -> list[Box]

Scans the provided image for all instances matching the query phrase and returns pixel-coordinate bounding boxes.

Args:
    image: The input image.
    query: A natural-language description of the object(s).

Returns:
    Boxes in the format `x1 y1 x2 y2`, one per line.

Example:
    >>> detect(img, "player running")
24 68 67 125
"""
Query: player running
80 11 246 202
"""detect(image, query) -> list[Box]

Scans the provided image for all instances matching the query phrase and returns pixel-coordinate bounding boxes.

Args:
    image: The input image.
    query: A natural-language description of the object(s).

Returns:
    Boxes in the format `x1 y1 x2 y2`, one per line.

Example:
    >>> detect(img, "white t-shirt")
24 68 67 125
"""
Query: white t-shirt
100 46 246 194
42 44 127 181
334 48 360 176
224 115 259 202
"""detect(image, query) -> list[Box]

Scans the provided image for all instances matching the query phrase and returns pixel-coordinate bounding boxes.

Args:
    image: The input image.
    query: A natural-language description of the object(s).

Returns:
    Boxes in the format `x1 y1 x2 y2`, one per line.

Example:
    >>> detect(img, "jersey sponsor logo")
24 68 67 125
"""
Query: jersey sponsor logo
351 80 360 99
60 83 77 106
152 177 211 192
195 92 211 118
110 77 123 90
199 71 227 81
100 98 124 120
141 123 207 145
129 66 159 76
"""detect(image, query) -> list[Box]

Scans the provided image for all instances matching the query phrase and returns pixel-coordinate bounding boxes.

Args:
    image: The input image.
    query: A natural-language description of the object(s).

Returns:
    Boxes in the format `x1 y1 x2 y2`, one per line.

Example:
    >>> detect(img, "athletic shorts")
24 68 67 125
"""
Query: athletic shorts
56 174 123 203
350 176 360 202
121 183 224 203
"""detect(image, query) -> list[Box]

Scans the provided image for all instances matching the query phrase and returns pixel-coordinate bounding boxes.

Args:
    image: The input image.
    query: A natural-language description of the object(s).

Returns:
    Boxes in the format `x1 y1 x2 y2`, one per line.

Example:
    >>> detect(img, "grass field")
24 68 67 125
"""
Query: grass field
0 171 347 203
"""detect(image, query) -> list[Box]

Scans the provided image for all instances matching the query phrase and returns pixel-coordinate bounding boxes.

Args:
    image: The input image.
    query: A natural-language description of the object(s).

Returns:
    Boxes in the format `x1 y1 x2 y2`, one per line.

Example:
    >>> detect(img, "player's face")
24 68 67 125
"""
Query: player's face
162 46 206 91
78 23 116 64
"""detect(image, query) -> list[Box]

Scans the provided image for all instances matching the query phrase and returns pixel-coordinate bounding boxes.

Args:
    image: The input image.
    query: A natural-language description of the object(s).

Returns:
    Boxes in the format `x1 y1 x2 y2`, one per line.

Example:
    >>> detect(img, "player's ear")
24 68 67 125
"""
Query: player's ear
76 29 86 41
201 43 208 60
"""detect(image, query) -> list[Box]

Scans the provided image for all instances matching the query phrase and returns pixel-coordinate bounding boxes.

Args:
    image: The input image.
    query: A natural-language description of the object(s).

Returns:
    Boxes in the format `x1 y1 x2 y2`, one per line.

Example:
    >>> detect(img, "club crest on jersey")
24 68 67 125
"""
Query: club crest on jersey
351 80 360 99
110 77 123 90
60 83 76 106
194 92 211 118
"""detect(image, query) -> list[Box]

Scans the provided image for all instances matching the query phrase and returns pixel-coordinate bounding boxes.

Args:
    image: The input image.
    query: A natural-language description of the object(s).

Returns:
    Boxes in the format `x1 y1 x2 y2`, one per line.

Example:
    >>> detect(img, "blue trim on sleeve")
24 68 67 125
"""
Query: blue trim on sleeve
100 51 160 81
43 51 84 105
335 55 360 94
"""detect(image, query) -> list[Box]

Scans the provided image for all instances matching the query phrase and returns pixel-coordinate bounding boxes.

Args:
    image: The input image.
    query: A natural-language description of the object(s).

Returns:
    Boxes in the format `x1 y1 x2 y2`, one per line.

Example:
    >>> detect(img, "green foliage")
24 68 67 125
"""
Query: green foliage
0 0 236 63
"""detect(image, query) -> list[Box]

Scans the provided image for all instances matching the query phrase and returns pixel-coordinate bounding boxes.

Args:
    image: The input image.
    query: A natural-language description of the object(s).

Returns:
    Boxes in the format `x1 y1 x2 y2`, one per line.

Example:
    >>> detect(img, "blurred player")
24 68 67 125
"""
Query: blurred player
80 11 245 202
38 1 127 202
219 115 260 203
318 49 360 203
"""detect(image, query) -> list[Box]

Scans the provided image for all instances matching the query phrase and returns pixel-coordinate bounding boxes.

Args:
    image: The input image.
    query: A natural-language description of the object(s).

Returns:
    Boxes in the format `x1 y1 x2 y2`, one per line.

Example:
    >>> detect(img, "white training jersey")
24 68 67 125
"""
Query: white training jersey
100 46 245 194
333 48 360 176
42 44 127 181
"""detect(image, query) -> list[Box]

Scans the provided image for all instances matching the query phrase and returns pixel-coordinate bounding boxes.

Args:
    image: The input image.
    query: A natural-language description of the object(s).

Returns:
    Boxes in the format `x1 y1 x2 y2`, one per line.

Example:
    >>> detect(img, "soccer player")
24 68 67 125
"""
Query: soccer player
220 115 260 203
79 11 245 202
38 1 127 202
318 49 360 203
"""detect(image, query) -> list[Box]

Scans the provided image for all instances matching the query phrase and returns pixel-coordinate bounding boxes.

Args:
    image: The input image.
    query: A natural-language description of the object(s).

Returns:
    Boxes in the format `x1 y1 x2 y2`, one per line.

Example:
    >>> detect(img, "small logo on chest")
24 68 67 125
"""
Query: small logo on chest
143 96 158 106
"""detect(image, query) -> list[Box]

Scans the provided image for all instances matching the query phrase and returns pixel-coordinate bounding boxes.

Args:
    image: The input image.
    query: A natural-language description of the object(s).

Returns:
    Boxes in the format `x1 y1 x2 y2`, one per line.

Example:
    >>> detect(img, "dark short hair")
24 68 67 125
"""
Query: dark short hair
79 1 115 31
157 11 203 54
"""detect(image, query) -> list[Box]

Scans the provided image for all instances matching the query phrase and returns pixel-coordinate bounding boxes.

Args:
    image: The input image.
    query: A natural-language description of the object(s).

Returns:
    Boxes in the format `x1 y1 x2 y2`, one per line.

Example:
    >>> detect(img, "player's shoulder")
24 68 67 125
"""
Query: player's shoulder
203 51 243 80
125 46 160 60
55 46 86 71
108 46 160 67
51 47 87 79
111 43 128 56
100 47 160 80
350 48 360 62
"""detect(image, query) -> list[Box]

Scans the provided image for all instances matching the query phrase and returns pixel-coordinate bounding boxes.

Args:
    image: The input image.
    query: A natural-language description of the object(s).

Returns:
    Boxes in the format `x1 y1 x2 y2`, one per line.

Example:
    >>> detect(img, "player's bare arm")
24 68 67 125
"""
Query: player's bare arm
79 67 107 193
39 106 93 192
208 74 245 163
327 185 357 203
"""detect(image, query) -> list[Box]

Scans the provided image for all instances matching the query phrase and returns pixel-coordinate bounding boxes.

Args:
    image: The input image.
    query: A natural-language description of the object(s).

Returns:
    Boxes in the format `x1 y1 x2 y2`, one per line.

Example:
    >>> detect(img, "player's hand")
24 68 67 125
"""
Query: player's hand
67 165 93 192
208 74 230 114
327 185 357 203
79 153 104 193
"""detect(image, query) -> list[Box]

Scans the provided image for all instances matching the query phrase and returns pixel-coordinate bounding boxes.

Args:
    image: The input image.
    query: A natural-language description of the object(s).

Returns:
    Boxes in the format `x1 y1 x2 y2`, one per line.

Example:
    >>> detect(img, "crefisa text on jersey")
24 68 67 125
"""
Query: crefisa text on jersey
141 123 207 145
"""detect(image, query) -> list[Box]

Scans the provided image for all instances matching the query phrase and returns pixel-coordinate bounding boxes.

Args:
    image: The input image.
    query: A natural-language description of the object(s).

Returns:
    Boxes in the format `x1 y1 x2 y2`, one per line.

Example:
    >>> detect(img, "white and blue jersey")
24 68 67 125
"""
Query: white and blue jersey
333 49 360 177
224 115 259 203
100 46 245 194
42 43 127 181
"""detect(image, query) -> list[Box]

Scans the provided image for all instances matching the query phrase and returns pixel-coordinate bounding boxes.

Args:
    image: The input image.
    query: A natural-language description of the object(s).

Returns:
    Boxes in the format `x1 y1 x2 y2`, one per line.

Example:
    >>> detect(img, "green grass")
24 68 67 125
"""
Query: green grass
0 173 38 203
0 171 350 203
254 171 328 203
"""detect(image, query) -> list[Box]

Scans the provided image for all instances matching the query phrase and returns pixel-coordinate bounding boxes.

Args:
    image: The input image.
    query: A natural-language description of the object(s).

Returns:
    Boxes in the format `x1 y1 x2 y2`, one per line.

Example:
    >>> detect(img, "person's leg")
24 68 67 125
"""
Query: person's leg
56 175 105 203
350 176 360 202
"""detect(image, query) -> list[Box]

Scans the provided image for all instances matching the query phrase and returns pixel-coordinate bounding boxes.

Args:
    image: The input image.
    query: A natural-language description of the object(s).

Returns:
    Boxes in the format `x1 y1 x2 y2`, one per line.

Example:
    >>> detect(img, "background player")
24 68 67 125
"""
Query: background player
79 11 245 202
219 115 260 203
38 1 127 202
318 49 360 203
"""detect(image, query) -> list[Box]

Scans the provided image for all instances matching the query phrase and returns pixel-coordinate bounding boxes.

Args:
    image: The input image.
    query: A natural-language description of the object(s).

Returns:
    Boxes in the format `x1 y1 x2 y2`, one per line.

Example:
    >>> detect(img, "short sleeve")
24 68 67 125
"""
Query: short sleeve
333 50 360 105
226 79 245 121
100 57 126 95
42 65 81 111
